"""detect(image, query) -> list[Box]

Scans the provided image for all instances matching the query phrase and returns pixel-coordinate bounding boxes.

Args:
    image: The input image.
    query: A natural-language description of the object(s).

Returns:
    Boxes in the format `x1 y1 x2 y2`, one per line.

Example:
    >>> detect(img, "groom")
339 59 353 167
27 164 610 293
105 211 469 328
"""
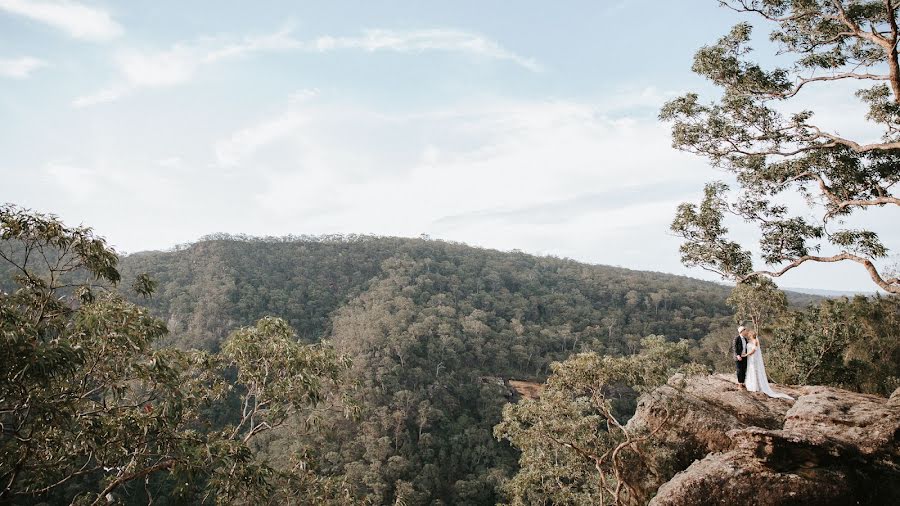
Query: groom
734 326 748 389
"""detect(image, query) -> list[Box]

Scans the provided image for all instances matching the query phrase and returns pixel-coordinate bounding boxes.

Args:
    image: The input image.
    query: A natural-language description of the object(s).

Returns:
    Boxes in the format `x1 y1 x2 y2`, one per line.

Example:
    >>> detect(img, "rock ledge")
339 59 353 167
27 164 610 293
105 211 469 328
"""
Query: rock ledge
625 374 900 505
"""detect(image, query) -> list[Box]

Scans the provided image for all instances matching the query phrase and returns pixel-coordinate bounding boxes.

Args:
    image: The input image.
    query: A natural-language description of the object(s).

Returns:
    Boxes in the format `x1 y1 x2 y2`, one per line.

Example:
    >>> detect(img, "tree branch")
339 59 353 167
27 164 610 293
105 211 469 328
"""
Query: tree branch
778 72 890 99
885 0 900 100
724 1 815 23
741 252 899 293
832 0 891 47
90 459 174 506
17 453 98 496
805 125 900 152
829 195 900 217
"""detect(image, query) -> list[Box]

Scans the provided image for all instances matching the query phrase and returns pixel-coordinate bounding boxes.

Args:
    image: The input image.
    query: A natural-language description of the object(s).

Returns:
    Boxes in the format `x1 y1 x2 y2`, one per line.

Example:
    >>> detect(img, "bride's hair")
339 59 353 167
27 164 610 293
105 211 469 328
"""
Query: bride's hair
748 330 758 340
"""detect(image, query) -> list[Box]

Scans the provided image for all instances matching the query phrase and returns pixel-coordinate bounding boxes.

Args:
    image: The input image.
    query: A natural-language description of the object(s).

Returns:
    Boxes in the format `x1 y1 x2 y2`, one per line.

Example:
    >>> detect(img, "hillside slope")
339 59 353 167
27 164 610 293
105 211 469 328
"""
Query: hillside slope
4 234 831 503
119 235 739 355
116 236 744 503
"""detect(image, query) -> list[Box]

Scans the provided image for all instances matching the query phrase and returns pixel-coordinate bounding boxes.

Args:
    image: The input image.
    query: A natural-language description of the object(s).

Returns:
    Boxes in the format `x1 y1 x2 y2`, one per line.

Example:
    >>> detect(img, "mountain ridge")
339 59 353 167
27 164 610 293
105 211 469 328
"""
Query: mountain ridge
119 233 821 343
119 234 737 346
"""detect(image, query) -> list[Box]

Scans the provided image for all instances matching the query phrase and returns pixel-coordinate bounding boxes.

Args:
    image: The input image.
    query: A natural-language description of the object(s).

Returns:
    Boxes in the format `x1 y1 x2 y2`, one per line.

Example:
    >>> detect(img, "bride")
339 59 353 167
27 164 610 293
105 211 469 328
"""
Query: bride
741 330 794 400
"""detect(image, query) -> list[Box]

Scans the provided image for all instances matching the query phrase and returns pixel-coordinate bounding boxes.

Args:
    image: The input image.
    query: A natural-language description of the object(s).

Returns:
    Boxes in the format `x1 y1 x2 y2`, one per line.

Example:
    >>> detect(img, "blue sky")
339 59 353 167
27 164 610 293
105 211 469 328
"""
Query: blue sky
1 0 896 292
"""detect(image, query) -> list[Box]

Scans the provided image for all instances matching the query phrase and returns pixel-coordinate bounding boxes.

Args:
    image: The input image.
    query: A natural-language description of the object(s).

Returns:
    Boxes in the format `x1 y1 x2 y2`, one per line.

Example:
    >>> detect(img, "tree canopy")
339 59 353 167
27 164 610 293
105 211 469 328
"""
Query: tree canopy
9 203 883 505
112 233 740 504
662 0 900 294
0 205 348 504
494 337 706 505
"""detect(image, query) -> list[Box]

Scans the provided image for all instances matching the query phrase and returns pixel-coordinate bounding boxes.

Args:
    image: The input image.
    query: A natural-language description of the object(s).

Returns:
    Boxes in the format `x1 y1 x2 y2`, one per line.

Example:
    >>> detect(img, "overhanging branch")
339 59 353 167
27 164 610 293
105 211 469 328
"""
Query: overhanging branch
740 253 900 294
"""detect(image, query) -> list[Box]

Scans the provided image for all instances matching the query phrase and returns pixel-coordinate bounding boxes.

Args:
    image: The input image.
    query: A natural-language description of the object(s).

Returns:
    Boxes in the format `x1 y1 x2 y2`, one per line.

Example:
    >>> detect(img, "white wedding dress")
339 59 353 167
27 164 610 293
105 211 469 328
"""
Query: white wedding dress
745 341 794 400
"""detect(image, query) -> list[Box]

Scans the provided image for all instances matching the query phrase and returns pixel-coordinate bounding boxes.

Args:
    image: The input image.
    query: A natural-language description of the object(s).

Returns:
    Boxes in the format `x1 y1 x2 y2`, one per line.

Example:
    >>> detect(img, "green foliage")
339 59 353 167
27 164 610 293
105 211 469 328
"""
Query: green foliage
113 235 738 504
7 202 896 504
0 205 348 504
726 277 788 332
662 1 900 294
768 295 900 395
221 316 350 447
670 182 753 278
118 234 399 350
690 323 742 373
117 235 737 354
494 337 706 505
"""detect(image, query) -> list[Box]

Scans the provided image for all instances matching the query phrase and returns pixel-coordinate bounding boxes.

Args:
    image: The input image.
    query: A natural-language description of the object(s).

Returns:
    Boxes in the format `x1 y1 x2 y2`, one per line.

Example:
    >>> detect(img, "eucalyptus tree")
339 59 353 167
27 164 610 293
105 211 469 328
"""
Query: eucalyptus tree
0 204 347 504
662 1 900 293
727 277 788 332
494 337 706 506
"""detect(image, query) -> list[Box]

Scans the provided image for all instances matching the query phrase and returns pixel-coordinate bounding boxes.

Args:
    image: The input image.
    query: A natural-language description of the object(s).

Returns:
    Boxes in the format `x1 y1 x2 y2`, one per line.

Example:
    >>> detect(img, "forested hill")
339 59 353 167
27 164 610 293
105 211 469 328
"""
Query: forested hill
7 234 813 504
119 234 737 357
113 235 758 503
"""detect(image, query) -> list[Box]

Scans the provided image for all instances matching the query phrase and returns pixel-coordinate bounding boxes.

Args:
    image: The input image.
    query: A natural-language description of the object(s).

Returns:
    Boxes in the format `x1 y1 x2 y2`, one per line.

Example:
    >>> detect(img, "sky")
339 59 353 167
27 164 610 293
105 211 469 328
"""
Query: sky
1 0 896 292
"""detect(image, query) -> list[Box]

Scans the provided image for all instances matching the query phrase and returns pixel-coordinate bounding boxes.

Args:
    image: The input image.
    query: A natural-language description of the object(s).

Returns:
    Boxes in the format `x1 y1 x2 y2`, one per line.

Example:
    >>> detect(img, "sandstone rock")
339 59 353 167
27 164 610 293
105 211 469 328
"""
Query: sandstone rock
478 376 544 400
783 386 900 459
507 379 543 400
649 447 856 506
624 374 900 505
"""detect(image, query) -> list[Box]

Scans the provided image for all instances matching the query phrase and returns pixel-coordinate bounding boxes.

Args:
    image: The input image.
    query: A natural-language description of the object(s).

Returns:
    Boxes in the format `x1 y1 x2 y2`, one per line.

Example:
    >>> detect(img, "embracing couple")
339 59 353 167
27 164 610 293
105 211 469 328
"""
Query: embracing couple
734 326 793 400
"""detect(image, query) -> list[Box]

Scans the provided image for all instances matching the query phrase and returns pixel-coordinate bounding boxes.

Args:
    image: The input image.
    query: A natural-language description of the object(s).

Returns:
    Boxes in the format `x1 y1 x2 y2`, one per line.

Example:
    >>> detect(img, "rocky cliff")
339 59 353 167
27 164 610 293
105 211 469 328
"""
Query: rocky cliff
624 374 900 505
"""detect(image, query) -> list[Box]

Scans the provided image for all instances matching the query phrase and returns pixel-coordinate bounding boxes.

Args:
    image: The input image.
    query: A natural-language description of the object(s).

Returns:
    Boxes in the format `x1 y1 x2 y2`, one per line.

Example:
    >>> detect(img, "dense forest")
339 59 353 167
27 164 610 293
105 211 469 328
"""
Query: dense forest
113 236 900 504
111 234 787 504
118 234 746 355
4 208 897 505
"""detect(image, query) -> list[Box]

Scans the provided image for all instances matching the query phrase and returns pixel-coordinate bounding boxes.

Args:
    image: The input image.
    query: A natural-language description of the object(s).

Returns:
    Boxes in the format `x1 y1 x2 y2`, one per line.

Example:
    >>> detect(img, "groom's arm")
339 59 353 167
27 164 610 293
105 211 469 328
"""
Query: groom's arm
733 336 742 360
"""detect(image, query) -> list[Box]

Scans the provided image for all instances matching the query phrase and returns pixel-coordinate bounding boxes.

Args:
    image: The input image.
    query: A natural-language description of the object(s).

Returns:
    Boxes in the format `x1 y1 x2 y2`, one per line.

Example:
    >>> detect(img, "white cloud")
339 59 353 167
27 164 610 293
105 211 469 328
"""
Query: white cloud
309 29 543 72
0 0 122 41
72 44 203 107
214 88 323 165
43 160 180 205
215 111 308 167
71 85 127 107
115 46 198 87
72 30 309 107
596 85 682 112
73 27 540 107
203 26 303 63
44 163 100 198
211 93 705 247
0 56 46 78
234 92 898 286
157 156 184 169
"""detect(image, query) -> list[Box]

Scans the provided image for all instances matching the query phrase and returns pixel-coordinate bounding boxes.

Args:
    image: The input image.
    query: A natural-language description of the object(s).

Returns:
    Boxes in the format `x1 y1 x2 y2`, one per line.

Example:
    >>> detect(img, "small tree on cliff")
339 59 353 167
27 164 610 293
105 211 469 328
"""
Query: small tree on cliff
662 1 900 294
494 337 706 505
727 277 788 332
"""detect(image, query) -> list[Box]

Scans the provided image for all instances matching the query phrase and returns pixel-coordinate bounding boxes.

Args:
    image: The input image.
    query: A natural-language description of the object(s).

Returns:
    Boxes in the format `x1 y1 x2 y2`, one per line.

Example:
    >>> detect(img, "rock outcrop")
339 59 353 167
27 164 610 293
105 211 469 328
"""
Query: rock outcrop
624 374 900 505
507 379 544 400
479 376 544 400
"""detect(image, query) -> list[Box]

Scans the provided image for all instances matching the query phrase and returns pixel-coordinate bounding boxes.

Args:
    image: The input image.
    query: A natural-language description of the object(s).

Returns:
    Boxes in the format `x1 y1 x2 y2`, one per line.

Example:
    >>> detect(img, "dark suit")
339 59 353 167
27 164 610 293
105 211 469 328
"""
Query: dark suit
734 334 747 384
